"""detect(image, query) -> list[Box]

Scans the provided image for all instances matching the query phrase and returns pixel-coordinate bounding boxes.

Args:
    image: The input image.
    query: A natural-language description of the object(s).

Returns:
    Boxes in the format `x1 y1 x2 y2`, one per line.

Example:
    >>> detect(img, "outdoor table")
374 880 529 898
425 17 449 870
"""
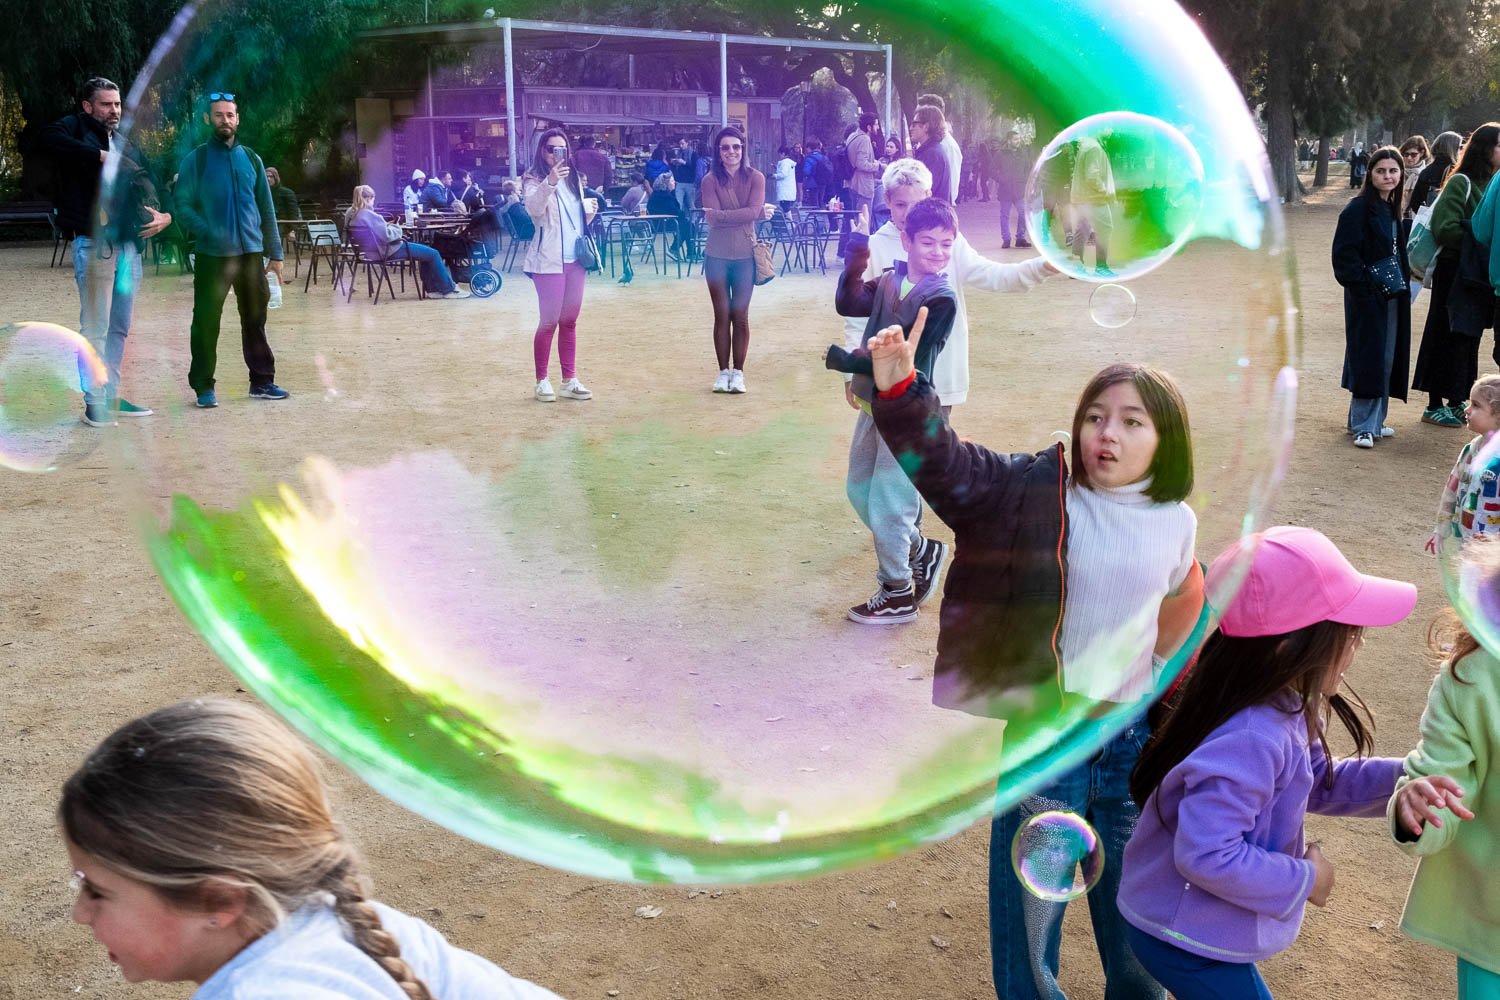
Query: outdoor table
604 213 686 278
400 219 469 247
797 209 860 271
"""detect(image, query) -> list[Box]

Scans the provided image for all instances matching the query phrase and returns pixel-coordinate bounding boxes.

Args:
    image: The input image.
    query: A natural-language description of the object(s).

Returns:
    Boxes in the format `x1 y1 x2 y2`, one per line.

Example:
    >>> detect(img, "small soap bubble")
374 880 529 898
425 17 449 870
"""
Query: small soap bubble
0 322 106 473
1088 284 1137 329
1011 811 1104 902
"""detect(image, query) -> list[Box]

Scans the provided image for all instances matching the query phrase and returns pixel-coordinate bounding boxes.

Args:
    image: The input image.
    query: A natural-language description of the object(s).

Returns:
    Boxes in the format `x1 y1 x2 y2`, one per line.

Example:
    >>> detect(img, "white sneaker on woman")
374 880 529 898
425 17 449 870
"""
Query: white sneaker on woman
535 378 556 402
560 378 592 400
728 370 747 394
713 369 732 393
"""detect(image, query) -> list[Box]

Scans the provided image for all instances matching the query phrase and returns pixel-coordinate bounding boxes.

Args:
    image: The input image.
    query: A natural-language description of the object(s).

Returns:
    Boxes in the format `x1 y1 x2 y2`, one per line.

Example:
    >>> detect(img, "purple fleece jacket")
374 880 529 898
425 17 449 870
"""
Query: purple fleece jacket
1117 693 1402 963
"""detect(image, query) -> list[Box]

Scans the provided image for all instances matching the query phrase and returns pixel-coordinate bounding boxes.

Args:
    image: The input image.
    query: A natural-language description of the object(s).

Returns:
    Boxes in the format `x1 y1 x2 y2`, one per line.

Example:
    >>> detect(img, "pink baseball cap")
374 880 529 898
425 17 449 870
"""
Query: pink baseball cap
1207 526 1417 637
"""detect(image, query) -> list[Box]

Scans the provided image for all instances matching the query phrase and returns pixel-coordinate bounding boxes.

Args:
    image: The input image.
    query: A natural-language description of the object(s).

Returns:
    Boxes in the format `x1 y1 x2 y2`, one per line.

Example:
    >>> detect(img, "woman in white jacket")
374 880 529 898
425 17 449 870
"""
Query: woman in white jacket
522 129 597 402
773 147 799 215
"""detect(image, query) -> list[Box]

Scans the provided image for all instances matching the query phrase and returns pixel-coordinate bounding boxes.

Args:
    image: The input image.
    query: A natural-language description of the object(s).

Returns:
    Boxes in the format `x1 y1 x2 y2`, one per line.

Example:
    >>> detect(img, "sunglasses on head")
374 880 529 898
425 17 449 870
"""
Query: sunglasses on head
208 92 236 103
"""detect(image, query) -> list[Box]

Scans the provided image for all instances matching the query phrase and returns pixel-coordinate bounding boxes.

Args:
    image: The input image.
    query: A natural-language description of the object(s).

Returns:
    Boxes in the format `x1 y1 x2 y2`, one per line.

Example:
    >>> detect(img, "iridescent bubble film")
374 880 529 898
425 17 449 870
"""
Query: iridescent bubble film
105 0 1298 882
1026 112 1205 283
1438 430 1500 655
1010 810 1104 902
1088 283 1137 329
0 322 106 473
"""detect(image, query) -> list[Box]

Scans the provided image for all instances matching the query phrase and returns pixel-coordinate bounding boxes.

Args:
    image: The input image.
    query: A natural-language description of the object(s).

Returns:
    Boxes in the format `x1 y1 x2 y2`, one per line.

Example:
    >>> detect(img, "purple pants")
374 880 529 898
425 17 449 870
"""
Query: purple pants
530 262 586 381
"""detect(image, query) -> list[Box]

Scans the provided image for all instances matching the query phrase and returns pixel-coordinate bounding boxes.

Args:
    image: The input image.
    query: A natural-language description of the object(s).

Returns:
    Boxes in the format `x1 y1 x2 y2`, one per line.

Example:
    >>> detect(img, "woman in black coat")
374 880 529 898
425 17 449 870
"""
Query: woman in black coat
1332 146 1410 449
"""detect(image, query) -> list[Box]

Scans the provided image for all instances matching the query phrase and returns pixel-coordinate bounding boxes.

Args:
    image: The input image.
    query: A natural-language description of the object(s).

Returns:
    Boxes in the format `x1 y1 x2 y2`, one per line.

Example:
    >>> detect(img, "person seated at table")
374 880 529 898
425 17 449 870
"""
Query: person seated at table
457 170 486 213
647 173 690 261
419 171 456 212
494 180 520 209
620 171 651 214
345 184 470 299
402 169 427 211
266 167 301 220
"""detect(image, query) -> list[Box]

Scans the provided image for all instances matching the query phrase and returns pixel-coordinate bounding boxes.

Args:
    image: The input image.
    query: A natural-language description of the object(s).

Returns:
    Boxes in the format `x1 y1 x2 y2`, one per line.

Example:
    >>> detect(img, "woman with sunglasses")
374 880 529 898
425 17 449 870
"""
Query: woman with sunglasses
522 128 598 402
700 125 771 394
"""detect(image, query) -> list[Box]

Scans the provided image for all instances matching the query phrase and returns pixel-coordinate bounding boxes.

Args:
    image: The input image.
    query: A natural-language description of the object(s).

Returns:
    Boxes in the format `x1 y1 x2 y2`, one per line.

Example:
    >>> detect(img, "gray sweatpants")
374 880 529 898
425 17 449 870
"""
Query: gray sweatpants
847 408 922 587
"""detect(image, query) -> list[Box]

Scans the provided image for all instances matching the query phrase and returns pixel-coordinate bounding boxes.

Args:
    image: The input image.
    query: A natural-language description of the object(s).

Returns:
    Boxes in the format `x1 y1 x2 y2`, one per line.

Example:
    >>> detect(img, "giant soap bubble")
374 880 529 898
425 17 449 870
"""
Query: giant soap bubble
104 0 1299 882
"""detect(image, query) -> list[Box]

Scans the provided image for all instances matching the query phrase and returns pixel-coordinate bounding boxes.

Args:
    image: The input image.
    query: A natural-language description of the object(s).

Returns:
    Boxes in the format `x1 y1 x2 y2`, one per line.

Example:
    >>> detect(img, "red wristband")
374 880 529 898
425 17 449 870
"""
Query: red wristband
877 370 917 400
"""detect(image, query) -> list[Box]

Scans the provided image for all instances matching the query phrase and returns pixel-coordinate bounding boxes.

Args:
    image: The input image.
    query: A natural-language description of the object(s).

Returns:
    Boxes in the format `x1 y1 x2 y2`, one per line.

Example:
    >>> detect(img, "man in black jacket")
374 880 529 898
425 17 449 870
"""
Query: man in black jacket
39 77 172 426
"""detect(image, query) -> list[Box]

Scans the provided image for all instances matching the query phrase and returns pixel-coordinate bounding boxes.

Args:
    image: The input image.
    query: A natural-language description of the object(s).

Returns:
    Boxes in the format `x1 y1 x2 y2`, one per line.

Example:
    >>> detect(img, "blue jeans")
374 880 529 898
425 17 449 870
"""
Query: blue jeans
72 237 142 404
1123 924 1272 1000
990 721 1165 1000
390 241 456 295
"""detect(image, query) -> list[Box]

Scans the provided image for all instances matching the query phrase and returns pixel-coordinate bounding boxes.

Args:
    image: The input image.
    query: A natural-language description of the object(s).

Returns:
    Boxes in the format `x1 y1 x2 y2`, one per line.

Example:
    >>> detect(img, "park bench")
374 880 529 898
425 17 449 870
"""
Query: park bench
0 201 70 265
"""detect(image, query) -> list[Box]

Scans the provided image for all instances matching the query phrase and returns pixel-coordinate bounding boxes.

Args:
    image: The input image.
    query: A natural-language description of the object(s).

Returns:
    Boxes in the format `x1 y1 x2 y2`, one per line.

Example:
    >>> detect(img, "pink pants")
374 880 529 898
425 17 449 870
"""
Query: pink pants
530 262 586 381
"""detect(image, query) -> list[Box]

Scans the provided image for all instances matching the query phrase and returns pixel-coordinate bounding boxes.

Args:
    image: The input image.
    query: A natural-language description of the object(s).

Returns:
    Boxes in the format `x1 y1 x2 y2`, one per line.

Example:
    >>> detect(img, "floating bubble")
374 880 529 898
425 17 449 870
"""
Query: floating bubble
0 322 106 473
1011 810 1104 902
104 0 1298 883
1026 112 1205 283
1438 431 1500 657
1088 284 1137 329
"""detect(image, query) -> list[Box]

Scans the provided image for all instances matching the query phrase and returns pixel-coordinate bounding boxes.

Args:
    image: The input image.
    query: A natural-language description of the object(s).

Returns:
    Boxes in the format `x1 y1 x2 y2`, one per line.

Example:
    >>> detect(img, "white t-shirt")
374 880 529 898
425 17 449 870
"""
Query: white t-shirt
192 900 566 1000
939 133 963 202
556 182 583 264
1057 479 1196 703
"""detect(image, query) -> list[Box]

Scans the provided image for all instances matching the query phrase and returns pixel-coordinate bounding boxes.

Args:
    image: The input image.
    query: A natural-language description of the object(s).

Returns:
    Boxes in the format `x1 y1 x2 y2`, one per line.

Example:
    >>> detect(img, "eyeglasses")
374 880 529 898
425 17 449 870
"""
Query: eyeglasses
207 92 236 103
1403 151 1421 158
719 144 743 152
545 145 568 154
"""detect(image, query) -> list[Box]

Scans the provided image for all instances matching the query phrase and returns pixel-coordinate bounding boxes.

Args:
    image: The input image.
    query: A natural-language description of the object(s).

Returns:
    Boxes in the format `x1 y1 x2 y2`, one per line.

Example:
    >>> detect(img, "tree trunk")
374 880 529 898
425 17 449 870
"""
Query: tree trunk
1264 30 1299 204
1314 133 1331 187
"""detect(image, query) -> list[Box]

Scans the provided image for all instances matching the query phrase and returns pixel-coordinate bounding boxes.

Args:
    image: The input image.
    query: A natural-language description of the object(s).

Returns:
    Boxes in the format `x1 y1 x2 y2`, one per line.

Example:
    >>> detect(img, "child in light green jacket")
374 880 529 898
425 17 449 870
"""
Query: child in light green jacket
1389 606 1497 998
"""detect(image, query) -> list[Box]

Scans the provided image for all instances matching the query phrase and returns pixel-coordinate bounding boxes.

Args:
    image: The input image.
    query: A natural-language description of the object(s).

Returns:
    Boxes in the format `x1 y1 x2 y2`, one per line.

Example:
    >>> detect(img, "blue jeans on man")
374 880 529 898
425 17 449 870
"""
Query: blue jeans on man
990 721 1165 1000
388 241 457 295
72 236 142 405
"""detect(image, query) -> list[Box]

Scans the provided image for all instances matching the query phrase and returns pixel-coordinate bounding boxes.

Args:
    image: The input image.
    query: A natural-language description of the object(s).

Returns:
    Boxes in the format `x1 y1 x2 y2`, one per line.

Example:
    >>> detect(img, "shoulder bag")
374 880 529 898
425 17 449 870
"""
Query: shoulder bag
752 239 776 285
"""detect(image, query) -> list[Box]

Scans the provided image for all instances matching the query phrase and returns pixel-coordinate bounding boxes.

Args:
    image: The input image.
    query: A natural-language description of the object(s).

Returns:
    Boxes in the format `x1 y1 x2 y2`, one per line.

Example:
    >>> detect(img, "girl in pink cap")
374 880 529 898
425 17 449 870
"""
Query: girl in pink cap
1116 526 1472 999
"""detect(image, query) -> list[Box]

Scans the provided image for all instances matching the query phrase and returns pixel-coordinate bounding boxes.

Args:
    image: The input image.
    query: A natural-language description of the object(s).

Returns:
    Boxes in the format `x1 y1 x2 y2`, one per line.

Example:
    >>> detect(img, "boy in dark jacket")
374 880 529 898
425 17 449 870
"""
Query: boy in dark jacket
823 198 958 625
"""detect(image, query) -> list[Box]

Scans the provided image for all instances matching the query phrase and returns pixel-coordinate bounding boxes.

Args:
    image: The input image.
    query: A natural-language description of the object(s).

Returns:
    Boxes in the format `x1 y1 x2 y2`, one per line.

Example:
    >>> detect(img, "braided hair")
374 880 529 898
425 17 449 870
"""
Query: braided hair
60 699 435 998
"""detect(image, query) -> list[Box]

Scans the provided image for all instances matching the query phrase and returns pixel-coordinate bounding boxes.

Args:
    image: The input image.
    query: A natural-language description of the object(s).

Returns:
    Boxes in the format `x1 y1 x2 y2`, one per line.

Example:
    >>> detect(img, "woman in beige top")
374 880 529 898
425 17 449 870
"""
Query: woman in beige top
700 125 771 393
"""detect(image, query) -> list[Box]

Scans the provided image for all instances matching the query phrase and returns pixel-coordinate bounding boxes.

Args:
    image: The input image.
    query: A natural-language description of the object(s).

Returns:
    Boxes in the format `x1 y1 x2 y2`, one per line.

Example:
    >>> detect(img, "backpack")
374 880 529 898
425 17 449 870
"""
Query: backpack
829 143 853 183
812 152 835 189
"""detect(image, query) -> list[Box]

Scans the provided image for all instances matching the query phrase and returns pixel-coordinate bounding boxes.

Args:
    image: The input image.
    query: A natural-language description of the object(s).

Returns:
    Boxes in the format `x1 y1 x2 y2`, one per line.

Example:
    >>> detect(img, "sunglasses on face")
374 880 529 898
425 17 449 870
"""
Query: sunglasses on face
546 145 568 154
720 144 743 152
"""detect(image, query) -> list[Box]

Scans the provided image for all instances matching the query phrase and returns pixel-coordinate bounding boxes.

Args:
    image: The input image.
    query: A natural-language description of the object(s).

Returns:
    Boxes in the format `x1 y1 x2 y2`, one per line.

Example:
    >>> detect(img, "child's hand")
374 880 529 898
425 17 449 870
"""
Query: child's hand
1425 533 1438 555
869 306 927 391
844 382 859 410
1305 842 1335 907
852 206 869 236
1393 775 1474 838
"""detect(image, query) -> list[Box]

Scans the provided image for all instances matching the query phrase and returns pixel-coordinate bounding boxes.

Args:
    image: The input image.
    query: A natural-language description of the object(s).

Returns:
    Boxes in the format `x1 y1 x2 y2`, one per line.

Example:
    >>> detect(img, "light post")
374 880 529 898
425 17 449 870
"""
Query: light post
799 80 811 146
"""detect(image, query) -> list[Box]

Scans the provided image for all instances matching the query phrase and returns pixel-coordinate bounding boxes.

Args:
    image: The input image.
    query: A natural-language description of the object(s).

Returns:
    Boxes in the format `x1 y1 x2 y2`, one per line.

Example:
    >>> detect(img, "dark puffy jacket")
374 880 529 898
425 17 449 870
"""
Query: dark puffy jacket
872 376 1067 716
37 112 161 245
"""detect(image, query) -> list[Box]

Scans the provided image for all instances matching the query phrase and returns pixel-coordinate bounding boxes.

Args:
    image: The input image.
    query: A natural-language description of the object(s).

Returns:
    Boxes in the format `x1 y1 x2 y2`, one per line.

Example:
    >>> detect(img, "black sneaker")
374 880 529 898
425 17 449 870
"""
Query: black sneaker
249 383 290 400
847 584 918 625
911 537 951 608
81 402 116 427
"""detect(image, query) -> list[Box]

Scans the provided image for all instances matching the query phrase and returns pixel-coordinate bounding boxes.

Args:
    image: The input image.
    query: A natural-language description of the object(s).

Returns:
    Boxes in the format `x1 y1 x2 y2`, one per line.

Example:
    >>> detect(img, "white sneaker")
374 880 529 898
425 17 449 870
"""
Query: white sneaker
713 369 732 393
728 369 747 394
560 377 592 400
439 288 472 299
535 378 556 402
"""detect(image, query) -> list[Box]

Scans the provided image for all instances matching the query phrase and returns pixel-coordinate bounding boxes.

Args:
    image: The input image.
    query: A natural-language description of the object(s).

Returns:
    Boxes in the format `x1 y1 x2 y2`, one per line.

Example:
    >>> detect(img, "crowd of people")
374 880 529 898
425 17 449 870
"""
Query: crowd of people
37 76 1500 1000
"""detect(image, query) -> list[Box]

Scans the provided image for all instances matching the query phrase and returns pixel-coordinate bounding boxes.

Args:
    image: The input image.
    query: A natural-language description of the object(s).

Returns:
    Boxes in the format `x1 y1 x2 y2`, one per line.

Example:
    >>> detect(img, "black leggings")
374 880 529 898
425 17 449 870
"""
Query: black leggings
704 255 754 371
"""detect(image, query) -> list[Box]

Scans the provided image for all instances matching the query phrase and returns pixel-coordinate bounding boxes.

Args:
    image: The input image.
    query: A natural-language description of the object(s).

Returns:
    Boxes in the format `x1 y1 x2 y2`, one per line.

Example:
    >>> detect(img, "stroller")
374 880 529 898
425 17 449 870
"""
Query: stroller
427 209 503 297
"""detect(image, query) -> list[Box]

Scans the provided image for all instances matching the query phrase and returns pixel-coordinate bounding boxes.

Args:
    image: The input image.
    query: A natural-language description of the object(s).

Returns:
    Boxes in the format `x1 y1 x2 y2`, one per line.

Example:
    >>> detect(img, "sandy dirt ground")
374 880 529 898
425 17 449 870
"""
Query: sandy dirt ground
0 181 1472 1000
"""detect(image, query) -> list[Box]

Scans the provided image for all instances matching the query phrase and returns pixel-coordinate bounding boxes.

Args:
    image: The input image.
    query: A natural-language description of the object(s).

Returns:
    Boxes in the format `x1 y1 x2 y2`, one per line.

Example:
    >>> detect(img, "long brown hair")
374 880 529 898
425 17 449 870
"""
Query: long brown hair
526 127 584 200
1130 621 1376 811
1449 123 1500 186
60 700 436 999
710 125 752 188
1359 146 1404 216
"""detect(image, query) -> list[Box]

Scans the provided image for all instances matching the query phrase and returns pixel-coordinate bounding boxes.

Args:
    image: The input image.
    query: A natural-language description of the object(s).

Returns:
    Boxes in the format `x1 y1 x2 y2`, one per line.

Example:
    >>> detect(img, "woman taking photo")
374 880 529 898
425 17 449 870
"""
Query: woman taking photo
1412 124 1500 427
522 128 597 402
1332 146 1410 449
699 125 770 394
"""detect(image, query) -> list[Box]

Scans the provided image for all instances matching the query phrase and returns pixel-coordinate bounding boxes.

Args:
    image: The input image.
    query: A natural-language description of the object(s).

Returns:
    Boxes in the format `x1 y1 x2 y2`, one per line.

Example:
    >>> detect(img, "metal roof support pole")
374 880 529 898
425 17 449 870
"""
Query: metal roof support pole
504 18 517 179
884 44 893 135
719 33 728 128
427 52 437 173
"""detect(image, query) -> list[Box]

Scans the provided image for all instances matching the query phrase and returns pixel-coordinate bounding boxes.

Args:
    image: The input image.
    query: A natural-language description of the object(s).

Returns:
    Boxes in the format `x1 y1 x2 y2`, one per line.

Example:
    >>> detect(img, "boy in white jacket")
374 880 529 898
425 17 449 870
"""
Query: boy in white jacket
834 158 1056 625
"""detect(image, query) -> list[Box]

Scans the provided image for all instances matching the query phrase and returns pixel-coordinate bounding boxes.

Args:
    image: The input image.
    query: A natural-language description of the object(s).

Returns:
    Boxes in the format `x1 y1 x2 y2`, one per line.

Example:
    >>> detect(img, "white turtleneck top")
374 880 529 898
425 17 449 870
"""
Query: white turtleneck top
1057 477 1197 703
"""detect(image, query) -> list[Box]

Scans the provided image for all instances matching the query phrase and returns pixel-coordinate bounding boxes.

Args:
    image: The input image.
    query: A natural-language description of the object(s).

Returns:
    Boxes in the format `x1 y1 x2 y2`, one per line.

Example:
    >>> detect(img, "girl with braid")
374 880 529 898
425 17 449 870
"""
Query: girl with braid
59 699 564 999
